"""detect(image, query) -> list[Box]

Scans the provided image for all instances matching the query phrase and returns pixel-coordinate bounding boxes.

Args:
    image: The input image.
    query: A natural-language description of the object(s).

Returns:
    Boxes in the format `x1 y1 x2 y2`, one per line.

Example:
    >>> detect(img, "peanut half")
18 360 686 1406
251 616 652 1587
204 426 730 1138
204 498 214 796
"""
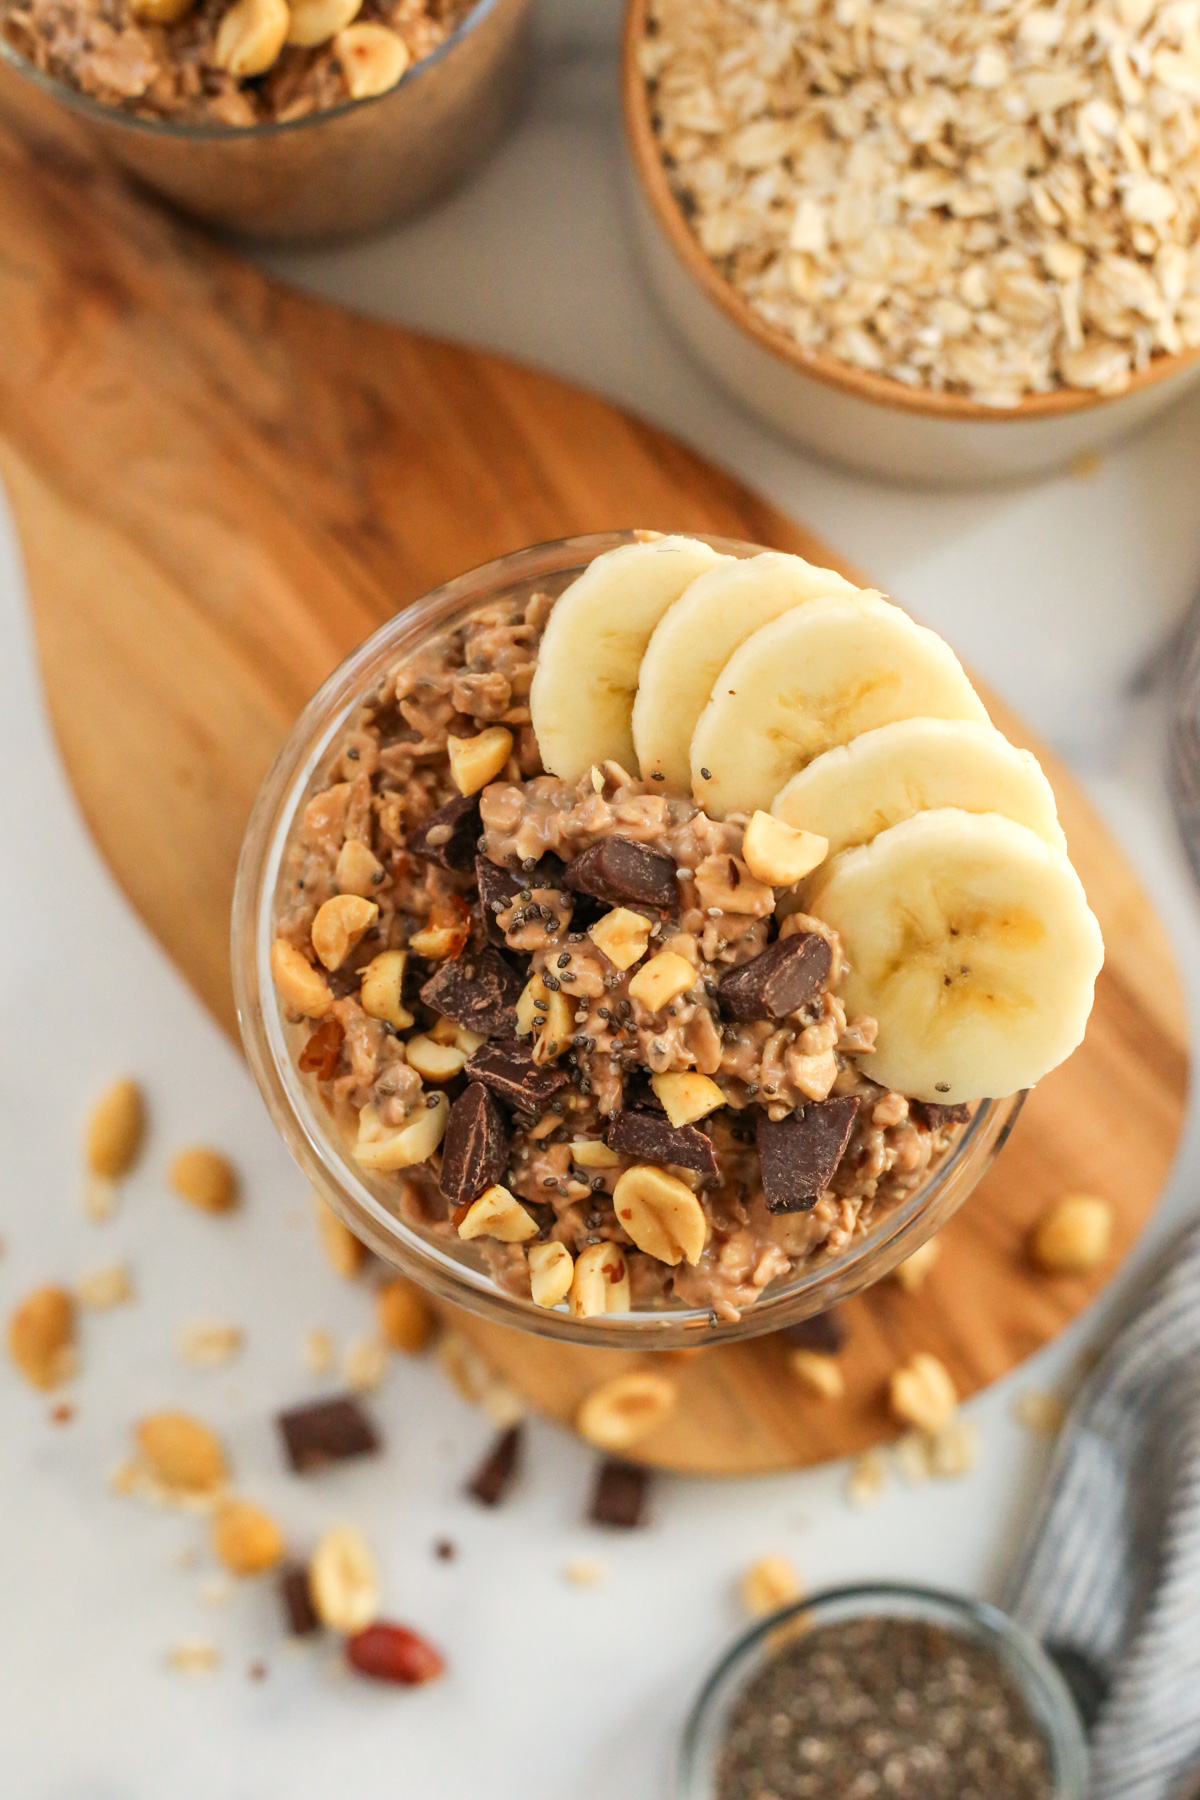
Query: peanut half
569 1241 631 1319
404 1033 467 1083
376 1277 434 1354
315 1194 366 1278
576 1371 677 1452
309 1525 379 1632
288 0 359 45
170 1147 238 1215
360 950 412 1030
354 1095 447 1172
136 1412 228 1497
741 1555 802 1617
1030 1194 1113 1273
789 1349 845 1400
335 837 383 896
86 1078 145 1179
893 1237 942 1292
311 895 378 971
271 939 333 1018
213 0 288 75
458 1184 538 1244
516 973 573 1063
212 1500 286 1576
570 1139 621 1169
8 1286 77 1389
528 1241 574 1309
613 1165 707 1267
889 1352 958 1436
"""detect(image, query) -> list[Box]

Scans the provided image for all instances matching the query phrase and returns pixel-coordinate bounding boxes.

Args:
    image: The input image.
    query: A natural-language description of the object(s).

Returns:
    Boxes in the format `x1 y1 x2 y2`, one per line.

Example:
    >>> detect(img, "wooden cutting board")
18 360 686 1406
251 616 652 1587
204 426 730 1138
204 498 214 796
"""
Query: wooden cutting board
0 83 1187 1474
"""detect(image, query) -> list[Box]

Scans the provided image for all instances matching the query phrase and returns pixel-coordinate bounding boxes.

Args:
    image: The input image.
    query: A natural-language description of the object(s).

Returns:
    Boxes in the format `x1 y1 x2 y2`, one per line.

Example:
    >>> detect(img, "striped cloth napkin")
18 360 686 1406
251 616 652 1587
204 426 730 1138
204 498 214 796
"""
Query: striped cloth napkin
1006 1219 1200 1800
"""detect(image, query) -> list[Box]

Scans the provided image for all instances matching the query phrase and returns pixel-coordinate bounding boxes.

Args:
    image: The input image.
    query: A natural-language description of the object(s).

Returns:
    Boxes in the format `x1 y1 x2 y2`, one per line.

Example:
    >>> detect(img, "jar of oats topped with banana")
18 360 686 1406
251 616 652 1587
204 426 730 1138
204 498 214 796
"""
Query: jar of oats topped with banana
233 532 1102 1347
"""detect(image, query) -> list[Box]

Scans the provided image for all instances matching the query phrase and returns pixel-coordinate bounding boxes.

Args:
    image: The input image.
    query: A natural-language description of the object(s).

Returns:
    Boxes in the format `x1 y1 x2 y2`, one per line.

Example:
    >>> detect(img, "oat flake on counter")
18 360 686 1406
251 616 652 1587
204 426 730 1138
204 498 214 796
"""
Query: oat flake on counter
641 0 1200 403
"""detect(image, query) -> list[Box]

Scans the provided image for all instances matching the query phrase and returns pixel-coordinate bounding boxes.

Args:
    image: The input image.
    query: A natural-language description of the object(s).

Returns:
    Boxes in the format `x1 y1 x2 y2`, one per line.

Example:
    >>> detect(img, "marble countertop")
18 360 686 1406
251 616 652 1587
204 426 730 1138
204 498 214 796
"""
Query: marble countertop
2 3 1200 1795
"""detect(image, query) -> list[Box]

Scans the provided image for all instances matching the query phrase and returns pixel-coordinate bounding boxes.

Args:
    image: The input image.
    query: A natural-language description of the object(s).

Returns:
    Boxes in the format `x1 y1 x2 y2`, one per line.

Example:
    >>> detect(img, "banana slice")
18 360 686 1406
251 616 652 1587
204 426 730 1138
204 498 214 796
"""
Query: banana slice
632 551 874 791
531 535 727 784
691 595 989 819
773 718 1066 859
808 809 1103 1103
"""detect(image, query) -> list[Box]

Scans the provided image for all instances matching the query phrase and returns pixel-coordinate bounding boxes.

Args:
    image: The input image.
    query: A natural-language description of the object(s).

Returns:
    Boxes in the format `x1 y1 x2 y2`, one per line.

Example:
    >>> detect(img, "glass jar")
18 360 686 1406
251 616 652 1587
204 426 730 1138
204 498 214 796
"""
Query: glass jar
232 531 1025 1349
0 0 531 242
678 1583 1089 1800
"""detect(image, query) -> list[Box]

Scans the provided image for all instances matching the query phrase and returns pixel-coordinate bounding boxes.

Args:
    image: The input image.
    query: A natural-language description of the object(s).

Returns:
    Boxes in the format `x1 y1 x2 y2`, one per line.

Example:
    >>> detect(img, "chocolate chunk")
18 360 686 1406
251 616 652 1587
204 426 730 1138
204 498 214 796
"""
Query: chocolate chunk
408 793 481 874
420 945 524 1037
719 931 833 1022
758 1095 860 1214
277 1395 380 1474
465 1040 569 1112
564 837 677 910
588 1459 652 1529
910 1100 971 1131
475 855 568 945
778 1307 848 1355
279 1562 320 1637
440 1083 509 1205
466 1424 523 1506
607 1108 719 1175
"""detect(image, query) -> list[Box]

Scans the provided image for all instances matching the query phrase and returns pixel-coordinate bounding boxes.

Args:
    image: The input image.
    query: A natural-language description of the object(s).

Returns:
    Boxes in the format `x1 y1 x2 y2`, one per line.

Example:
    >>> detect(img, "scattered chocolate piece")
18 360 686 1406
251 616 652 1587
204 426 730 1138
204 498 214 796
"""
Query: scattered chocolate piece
777 1307 848 1355
910 1100 972 1131
607 1108 718 1175
757 1096 861 1214
440 1083 510 1206
589 1458 652 1529
277 1394 380 1474
476 855 567 945
279 1562 321 1636
466 1424 524 1506
465 1040 570 1112
718 931 833 1022
564 837 678 910
408 793 481 874
434 1538 457 1562
420 945 524 1038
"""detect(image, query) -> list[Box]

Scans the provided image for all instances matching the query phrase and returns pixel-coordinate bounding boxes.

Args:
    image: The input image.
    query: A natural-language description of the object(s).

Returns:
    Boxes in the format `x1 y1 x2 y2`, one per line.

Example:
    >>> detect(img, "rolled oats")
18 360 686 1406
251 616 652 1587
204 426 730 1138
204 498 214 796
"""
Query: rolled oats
179 1318 243 1367
641 0 1200 401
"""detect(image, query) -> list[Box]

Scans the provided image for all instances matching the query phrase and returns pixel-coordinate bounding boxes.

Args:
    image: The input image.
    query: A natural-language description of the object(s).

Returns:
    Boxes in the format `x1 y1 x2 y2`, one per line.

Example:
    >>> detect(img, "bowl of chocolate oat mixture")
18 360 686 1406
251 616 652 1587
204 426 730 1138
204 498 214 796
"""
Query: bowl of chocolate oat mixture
680 1584 1089 1800
0 0 530 239
233 531 1102 1347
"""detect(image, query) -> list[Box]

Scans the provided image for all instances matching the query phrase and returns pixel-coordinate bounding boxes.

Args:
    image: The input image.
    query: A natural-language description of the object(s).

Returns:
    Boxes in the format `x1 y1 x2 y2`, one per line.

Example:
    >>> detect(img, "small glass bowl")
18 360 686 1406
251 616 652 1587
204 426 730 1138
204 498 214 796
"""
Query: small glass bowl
678 1584 1089 1800
0 0 531 242
232 531 1025 1349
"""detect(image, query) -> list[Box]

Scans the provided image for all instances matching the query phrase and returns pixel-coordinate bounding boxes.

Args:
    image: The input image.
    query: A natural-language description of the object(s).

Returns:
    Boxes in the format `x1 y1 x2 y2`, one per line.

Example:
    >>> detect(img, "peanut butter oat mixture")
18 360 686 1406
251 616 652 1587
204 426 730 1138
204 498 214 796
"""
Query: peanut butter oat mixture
269 588 968 1323
1 0 471 125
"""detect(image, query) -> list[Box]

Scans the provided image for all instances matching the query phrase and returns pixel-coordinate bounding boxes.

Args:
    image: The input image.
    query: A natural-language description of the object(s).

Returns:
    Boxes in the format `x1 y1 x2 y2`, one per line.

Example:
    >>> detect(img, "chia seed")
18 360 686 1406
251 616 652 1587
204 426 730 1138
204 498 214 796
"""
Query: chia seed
715 1615 1052 1800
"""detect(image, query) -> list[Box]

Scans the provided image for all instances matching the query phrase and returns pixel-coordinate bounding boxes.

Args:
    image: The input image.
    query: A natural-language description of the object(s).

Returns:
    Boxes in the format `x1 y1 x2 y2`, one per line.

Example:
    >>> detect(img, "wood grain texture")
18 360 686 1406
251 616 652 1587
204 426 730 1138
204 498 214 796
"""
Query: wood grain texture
0 92 1187 1474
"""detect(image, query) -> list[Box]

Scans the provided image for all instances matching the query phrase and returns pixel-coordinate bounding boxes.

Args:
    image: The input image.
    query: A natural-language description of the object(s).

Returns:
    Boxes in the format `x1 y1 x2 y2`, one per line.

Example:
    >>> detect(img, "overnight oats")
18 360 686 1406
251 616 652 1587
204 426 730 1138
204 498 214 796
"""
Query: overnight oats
239 532 1103 1339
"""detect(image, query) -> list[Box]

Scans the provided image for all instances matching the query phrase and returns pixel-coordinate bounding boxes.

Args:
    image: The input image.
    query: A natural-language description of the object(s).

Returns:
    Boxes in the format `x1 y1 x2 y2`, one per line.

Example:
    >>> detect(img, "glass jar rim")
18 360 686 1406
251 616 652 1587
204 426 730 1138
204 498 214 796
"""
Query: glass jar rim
232 530 1024 1348
677 1581 1090 1800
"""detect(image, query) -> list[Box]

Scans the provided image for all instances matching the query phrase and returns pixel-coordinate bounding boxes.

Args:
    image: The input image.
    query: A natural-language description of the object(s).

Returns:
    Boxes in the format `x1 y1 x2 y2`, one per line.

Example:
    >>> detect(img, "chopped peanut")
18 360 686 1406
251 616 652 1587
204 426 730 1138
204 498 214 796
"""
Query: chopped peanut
893 1237 942 1292
743 812 828 886
889 1352 958 1435
627 951 696 1012
335 838 384 896
213 0 288 75
446 726 513 796
570 1139 621 1169
613 1165 707 1267
569 1241 631 1318
741 1554 802 1617
311 894 378 971
377 1277 434 1354
651 1071 724 1127
515 973 573 1062
309 1525 378 1632
588 908 652 971
404 1033 467 1083
212 1500 285 1576
789 1349 845 1399
136 1412 227 1496
458 1184 538 1244
287 0 359 45
315 1195 366 1277
354 1095 447 1172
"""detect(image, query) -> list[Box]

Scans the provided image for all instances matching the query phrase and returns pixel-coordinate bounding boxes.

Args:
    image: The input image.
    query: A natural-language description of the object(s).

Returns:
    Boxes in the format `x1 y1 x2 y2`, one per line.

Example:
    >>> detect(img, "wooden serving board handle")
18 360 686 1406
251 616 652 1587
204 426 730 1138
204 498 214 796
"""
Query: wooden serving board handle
0 90 1187 1473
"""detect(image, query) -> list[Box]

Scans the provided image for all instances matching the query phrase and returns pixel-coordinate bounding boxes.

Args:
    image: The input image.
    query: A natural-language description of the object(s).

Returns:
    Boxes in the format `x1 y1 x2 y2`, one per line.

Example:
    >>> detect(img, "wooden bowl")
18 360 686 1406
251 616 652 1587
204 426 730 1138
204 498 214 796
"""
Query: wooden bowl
622 0 1200 487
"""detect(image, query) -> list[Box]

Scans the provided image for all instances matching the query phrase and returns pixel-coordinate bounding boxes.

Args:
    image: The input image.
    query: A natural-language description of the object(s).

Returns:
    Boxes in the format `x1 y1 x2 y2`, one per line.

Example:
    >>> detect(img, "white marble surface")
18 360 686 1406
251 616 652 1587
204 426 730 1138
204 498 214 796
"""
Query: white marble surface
2 3 1200 1795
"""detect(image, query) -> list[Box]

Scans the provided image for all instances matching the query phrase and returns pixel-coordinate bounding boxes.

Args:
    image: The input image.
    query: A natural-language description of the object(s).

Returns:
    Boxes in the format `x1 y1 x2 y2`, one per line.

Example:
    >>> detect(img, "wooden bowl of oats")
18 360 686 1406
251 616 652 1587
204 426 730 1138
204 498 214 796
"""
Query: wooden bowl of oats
623 0 1200 486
